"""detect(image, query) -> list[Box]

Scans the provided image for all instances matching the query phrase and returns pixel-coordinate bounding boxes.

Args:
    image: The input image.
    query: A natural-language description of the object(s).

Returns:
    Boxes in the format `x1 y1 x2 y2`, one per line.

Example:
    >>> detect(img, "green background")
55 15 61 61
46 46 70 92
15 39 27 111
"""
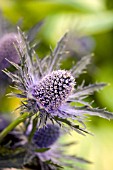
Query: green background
0 0 113 170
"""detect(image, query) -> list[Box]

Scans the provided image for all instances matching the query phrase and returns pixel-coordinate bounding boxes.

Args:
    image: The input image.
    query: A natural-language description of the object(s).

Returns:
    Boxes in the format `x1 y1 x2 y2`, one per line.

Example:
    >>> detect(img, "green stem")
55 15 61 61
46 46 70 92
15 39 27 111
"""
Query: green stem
0 112 29 143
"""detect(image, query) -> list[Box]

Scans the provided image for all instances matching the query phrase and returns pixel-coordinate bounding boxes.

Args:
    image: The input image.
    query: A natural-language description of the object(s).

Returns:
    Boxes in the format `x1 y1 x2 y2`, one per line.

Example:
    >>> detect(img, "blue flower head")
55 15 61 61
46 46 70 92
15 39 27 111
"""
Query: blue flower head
24 123 91 170
4 27 113 135
0 33 20 97
33 124 60 148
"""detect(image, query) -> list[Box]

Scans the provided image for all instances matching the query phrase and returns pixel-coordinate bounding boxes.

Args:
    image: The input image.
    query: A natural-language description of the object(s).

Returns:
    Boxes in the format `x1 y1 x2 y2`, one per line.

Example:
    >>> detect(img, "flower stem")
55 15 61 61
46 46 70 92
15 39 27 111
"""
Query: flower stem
0 112 29 143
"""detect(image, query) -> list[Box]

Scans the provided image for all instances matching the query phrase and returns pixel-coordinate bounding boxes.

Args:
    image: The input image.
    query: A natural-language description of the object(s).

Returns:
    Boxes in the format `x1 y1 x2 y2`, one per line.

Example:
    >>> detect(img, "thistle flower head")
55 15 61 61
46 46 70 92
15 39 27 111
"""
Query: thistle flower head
33 124 60 148
31 70 74 112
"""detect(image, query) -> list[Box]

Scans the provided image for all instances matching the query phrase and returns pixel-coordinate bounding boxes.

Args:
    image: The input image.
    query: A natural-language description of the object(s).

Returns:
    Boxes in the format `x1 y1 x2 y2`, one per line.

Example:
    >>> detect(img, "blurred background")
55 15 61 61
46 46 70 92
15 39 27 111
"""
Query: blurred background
0 0 113 170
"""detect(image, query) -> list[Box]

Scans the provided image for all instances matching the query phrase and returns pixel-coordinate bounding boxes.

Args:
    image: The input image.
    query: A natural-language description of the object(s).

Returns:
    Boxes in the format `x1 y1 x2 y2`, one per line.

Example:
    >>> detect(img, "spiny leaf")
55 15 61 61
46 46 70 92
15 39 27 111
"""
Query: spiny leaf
28 116 38 142
5 58 20 70
71 54 93 78
70 83 107 99
2 69 20 82
64 155 92 164
6 92 26 98
35 147 50 153
75 106 113 120
48 32 68 73
54 116 92 136
45 159 63 169
27 20 44 43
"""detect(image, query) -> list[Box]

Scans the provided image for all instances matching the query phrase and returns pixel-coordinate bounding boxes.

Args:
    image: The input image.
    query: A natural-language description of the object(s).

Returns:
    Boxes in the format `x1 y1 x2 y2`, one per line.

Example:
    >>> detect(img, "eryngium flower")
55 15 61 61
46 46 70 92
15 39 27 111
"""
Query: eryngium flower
25 124 91 170
33 124 60 148
4 28 113 135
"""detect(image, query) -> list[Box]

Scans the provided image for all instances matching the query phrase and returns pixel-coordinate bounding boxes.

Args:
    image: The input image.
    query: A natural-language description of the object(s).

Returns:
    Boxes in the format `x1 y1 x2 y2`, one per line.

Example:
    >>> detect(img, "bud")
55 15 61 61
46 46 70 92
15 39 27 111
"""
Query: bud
33 124 60 148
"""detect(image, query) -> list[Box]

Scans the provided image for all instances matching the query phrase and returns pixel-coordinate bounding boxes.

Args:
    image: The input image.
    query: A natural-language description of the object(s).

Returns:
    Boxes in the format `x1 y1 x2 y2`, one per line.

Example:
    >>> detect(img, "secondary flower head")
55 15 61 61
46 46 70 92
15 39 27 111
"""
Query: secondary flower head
4 27 113 135
0 33 20 71
0 120 90 169
33 124 60 148
0 13 19 76
0 33 20 97
24 123 91 170
0 13 21 97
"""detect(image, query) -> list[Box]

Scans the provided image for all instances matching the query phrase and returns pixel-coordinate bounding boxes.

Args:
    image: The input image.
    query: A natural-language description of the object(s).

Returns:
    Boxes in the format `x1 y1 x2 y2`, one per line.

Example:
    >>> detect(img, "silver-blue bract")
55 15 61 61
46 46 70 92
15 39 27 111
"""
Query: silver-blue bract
4 27 113 135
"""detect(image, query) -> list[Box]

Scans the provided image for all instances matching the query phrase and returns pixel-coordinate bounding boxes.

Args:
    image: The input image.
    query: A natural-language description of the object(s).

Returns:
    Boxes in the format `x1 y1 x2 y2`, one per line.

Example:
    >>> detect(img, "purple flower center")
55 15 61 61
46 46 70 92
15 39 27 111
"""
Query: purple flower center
32 70 74 111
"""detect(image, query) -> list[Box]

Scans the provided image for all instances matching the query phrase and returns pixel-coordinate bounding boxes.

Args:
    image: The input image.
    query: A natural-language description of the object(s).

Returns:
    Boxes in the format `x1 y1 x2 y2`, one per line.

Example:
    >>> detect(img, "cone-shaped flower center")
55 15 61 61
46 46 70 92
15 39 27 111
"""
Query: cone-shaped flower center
33 124 60 148
32 70 75 111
